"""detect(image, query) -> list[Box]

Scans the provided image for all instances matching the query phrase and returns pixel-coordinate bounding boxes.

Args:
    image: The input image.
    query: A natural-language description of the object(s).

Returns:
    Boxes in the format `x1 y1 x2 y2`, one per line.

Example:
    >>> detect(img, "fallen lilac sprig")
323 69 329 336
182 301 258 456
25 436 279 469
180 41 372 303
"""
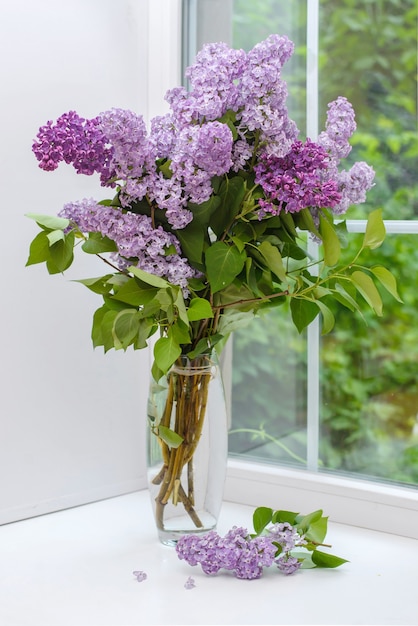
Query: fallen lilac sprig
175 506 348 580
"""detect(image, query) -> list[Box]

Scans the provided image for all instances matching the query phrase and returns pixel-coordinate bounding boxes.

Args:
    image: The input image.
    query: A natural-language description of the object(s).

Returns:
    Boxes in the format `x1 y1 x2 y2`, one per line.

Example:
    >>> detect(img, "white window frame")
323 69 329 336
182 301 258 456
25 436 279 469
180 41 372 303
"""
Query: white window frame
152 0 418 539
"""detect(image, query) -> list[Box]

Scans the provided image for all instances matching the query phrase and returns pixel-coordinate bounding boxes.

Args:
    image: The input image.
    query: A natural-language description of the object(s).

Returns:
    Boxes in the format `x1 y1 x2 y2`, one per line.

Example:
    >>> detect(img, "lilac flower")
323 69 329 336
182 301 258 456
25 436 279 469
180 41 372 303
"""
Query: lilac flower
99 108 152 179
133 570 147 582
268 522 305 552
254 139 342 216
33 111 114 185
166 42 247 125
333 161 376 215
170 122 233 205
317 96 357 162
237 34 298 156
58 198 198 294
276 555 302 575
176 526 280 580
149 113 177 158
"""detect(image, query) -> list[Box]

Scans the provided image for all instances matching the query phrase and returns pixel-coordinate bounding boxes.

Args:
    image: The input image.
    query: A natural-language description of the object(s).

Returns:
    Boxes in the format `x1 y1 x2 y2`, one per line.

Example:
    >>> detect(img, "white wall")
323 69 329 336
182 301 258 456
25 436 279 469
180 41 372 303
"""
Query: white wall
0 0 181 524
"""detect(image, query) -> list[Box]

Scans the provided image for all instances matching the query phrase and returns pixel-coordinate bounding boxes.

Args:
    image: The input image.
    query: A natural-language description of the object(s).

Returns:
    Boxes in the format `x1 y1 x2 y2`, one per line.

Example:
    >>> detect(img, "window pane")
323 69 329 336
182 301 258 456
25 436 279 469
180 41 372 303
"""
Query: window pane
320 233 418 486
183 0 418 487
229 308 308 467
319 0 418 220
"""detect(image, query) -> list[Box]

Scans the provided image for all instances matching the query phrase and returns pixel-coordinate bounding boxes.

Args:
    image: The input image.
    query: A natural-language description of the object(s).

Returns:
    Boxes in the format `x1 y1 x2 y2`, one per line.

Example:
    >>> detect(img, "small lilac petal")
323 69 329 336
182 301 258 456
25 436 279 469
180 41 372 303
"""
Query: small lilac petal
133 570 147 582
184 576 196 589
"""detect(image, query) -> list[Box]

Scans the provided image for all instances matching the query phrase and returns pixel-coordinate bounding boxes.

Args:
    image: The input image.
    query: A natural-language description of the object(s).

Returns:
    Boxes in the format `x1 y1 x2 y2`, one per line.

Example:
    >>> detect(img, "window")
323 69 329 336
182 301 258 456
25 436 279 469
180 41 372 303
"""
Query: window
183 0 418 491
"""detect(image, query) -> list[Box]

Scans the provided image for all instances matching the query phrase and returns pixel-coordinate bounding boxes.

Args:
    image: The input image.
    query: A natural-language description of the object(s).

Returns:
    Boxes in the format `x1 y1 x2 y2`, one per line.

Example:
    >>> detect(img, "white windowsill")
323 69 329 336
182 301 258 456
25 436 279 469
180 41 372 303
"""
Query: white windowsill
225 459 418 540
0 490 417 626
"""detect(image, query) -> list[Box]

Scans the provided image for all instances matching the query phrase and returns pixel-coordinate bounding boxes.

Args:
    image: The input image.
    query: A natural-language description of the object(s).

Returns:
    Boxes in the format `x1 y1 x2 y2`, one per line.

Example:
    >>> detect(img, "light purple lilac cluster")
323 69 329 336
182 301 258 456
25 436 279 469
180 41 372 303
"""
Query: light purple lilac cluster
175 523 304 580
59 199 196 293
317 96 375 214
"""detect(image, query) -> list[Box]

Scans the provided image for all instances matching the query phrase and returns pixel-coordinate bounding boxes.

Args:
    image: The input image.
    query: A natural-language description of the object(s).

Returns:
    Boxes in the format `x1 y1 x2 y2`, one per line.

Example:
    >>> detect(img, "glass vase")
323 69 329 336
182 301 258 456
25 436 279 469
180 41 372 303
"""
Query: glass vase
146 352 228 546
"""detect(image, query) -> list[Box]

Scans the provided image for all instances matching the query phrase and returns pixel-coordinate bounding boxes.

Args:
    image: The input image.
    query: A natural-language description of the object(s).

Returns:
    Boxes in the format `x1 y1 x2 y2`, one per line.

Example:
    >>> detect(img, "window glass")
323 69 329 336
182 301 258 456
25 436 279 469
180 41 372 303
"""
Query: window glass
318 0 418 221
183 0 418 487
320 232 418 486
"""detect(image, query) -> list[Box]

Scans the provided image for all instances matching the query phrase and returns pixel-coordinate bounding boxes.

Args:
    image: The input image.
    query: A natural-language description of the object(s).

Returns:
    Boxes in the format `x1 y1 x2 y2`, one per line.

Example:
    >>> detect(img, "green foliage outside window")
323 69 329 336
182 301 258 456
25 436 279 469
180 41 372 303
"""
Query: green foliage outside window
229 0 418 486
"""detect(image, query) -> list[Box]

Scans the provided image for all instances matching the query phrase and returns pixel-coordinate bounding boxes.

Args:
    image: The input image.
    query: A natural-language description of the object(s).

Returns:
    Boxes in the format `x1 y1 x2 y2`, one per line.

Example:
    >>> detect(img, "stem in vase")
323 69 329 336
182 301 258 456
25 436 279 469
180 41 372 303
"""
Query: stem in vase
151 360 213 531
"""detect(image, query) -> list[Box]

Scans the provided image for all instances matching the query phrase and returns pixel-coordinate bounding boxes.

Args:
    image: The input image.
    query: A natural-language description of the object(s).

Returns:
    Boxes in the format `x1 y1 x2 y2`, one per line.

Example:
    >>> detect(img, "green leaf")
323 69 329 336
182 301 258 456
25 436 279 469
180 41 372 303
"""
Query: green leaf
135 318 156 349
296 509 323 533
334 282 362 313
170 320 191 345
319 214 341 266
210 176 246 237
47 233 75 273
93 308 119 352
187 297 214 322
280 211 297 237
257 241 287 283
111 277 158 306
315 300 335 334
103 294 135 312
363 209 386 249
253 507 273 535
173 288 189 326
26 231 50 266
157 425 183 448
91 305 108 348
187 333 224 359
153 335 181 374
305 516 328 544
81 232 118 254
46 229 65 246
175 222 206 269
272 510 299 525
25 213 70 231
351 270 383 316
128 266 170 289
112 309 140 350
311 550 348 568
370 266 403 302
75 275 114 295
205 242 246 293
290 298 319 333
297 207 321 237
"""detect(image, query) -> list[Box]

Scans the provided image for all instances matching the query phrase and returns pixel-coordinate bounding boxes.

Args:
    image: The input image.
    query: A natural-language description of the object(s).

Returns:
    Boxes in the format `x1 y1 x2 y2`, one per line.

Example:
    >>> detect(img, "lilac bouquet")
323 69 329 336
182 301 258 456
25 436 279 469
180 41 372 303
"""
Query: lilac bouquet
26 35 399 530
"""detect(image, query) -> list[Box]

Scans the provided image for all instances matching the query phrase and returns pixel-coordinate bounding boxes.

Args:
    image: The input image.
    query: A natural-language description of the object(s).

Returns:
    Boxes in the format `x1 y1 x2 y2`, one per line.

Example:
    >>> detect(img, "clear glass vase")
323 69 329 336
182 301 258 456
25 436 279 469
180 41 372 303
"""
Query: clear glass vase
146 352 228 546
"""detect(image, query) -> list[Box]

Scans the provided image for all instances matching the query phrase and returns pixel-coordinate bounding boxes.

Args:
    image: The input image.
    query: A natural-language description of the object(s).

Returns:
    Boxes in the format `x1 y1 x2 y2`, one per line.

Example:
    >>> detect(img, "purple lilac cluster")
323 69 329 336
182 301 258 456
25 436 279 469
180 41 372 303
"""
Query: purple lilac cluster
32 111 114 185
236 34 298 158
317 97 375 214
175 523 303 580
254 139 342 217
59 199 197 293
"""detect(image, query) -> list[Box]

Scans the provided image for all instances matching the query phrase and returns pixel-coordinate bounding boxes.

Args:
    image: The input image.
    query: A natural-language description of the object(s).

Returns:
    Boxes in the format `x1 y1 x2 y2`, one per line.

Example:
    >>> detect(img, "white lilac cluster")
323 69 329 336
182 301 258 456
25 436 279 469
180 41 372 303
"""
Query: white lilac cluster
175 523 304 580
